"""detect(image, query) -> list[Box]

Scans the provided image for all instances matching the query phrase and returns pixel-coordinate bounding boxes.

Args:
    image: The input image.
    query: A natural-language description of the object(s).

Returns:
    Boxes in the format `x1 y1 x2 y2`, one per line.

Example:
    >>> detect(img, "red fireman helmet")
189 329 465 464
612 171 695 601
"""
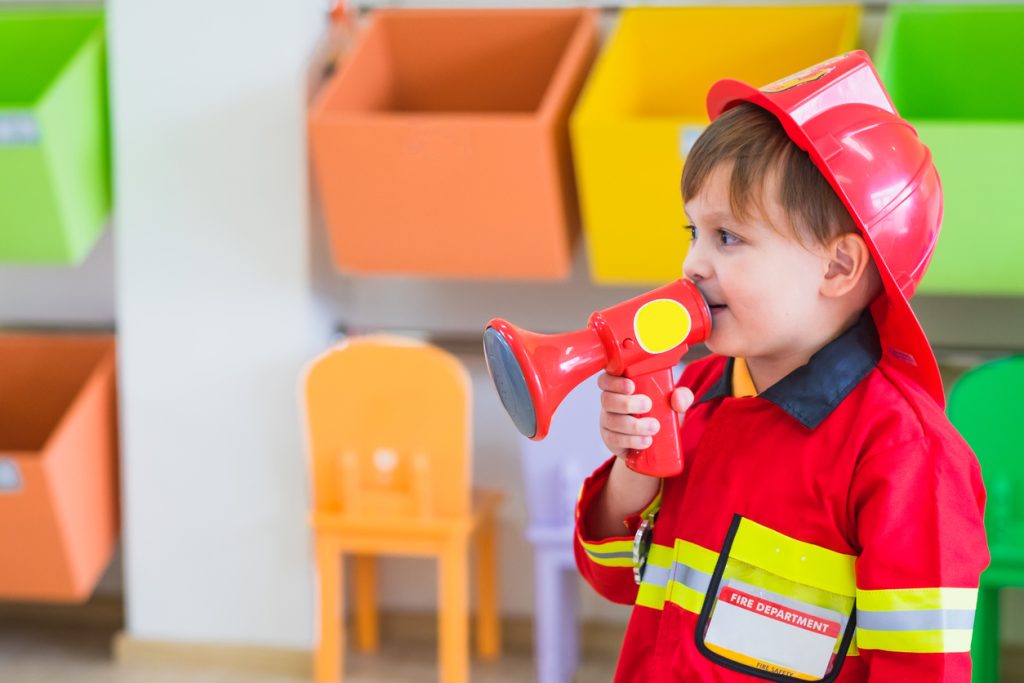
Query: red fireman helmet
707 50 945 406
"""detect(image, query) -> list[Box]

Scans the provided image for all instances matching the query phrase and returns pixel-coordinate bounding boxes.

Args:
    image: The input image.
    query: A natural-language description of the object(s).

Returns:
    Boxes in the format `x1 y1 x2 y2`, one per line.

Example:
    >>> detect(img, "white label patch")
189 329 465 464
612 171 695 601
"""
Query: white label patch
705 584 842 679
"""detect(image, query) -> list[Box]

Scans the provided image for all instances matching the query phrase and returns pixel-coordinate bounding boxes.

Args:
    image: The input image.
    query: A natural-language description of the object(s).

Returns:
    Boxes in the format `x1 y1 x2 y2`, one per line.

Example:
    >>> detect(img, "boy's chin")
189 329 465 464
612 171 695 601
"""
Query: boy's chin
703 334 743 359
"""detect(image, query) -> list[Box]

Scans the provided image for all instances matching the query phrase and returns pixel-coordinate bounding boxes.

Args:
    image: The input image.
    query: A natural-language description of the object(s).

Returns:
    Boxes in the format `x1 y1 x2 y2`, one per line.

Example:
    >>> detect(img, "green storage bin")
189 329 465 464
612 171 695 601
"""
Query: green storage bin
0 8 111 264
876 4 1024 296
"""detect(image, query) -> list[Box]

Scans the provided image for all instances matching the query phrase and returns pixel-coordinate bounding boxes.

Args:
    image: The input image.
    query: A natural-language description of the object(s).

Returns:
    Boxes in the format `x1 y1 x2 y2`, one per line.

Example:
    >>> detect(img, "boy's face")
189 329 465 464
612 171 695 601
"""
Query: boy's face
682 164 832 362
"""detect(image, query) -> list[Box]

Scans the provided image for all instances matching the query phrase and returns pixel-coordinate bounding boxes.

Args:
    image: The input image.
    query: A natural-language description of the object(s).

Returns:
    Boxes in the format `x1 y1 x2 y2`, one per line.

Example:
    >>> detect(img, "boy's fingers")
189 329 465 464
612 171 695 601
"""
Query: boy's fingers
597 372 635 395
601 412 660 436
602 429 653 453
671 386 695 414
601 390 653 415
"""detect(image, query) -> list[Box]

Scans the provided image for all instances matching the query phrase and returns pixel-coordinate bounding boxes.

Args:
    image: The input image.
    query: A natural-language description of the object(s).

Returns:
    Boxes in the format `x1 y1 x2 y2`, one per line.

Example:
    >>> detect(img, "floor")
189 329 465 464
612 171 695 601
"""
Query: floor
6 613 1023 682
0 618 617 683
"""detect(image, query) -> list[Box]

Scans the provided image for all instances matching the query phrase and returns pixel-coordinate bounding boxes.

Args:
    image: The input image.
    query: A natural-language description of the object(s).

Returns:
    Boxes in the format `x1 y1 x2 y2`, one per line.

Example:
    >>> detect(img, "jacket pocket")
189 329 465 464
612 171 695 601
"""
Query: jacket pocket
694 514 857 682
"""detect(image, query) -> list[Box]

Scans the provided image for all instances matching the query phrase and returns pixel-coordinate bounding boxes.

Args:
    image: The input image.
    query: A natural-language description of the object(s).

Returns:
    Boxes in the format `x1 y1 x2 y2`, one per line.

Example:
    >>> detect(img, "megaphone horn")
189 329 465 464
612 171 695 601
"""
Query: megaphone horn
483 322 608 441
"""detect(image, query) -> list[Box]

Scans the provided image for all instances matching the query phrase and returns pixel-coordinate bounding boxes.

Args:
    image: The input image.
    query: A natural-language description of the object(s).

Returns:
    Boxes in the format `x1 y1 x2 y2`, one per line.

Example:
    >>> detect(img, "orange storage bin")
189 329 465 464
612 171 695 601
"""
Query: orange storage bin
0 334 118 603
309 9 598 280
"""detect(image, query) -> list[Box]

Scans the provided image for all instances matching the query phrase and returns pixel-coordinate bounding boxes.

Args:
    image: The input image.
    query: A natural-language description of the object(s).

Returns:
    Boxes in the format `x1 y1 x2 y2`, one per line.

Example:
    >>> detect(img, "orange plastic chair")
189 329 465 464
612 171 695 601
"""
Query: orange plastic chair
303 335 502 683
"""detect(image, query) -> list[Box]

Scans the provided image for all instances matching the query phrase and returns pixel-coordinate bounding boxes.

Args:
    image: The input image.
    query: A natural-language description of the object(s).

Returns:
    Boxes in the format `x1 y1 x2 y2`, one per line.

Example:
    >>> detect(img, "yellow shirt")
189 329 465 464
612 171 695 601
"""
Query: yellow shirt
731 358 758 398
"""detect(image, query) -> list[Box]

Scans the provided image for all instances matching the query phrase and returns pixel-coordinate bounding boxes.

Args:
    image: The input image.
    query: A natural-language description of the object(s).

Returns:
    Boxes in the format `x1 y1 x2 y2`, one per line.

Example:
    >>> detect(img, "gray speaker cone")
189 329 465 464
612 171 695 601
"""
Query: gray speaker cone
483 327 537 438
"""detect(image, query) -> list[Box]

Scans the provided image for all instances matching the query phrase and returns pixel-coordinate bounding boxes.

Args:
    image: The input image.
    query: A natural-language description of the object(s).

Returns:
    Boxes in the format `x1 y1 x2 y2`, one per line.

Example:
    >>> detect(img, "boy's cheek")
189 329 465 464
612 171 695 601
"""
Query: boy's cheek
703 334 728 356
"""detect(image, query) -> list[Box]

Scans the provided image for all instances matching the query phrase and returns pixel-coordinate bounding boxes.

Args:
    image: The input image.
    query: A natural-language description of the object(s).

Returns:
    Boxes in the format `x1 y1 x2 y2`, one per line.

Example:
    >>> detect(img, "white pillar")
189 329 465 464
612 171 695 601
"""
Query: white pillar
108 0 331 648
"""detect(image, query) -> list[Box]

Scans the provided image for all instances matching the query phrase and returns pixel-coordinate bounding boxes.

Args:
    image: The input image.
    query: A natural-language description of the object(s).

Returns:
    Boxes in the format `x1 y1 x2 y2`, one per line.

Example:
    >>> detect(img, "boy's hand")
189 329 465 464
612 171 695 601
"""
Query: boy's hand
598 372 696 457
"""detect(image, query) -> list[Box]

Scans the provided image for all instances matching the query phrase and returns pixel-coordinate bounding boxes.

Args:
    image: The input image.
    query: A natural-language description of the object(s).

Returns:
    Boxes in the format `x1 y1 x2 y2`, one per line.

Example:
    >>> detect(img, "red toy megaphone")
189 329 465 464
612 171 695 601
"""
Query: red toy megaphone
484 279 710 477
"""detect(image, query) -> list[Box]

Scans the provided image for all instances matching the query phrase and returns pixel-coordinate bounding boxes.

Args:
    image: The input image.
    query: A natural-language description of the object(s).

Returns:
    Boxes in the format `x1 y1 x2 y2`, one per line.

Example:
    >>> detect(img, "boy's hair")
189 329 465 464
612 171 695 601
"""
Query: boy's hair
682 102 855 246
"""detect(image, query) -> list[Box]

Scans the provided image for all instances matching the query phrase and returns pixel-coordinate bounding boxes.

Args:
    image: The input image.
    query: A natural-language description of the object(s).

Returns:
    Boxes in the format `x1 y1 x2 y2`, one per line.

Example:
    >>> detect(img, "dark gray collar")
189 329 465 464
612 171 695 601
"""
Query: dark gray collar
694 311 882 429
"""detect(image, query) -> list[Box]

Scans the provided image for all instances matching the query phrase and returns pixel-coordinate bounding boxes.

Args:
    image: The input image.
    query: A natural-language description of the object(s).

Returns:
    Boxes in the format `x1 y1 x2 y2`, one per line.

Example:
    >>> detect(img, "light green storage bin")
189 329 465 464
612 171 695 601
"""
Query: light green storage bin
876 4 1024 296
0 8 111 264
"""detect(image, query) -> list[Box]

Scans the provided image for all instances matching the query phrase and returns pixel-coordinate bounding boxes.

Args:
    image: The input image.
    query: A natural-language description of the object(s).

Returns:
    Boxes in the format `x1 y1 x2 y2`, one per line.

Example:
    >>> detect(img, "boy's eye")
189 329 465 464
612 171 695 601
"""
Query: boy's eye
684 224 697 242
717 229 741 246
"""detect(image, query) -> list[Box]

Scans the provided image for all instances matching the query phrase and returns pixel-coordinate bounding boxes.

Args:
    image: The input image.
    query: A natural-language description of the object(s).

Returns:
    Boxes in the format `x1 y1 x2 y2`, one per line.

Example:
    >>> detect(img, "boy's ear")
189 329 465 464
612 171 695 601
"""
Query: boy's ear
822 233 872 298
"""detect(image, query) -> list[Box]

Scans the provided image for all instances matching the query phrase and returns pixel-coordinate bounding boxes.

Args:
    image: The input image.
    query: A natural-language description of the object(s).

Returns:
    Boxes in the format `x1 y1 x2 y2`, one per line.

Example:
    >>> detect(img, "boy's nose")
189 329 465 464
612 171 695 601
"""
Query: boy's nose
682 247 710 282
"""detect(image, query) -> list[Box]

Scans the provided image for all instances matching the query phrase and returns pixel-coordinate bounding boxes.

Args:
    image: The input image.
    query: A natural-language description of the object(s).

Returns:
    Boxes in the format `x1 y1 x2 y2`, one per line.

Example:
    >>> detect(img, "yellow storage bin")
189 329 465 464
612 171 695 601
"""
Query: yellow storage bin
571 6 860 285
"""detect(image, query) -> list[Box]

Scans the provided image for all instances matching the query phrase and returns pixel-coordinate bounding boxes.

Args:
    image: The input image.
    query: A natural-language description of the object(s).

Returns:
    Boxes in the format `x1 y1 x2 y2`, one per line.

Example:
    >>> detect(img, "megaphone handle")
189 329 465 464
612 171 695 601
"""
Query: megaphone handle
624 367 683 478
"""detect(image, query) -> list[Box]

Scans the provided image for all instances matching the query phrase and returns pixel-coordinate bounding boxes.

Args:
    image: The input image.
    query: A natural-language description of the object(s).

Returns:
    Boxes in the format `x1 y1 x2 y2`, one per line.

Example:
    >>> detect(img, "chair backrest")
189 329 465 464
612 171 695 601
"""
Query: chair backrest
303 335 471 519
947 355 1024 548
519 375 610 529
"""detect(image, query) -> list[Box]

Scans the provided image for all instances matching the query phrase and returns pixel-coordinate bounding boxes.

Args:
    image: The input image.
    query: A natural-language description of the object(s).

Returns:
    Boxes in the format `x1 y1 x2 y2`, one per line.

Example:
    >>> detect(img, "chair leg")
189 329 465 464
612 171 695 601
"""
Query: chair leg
972 586 1000 683
353 555 379 652
315 538 343 683
440 541 470 683
559 559 581 681
475 512 501 660
534 552 579 683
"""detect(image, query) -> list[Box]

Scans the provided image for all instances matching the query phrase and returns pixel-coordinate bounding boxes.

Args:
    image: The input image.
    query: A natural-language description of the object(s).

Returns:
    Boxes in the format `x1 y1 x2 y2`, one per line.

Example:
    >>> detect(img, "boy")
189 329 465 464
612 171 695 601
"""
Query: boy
575 51 988 682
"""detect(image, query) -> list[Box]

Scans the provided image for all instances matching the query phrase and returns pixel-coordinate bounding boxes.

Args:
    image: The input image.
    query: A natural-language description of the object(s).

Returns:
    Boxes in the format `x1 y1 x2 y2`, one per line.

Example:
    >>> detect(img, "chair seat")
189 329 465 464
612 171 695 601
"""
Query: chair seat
312 489 503 545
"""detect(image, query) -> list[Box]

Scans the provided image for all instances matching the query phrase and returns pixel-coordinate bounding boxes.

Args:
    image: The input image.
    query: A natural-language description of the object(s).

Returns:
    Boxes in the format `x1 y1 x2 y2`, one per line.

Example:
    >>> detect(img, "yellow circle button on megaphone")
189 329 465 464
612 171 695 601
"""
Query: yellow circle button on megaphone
633 299 692 355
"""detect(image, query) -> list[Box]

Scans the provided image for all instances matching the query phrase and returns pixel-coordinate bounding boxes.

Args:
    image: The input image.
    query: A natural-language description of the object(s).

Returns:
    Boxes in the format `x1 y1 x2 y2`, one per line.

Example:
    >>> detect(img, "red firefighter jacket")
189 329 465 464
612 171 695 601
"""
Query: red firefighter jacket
575 312 988 682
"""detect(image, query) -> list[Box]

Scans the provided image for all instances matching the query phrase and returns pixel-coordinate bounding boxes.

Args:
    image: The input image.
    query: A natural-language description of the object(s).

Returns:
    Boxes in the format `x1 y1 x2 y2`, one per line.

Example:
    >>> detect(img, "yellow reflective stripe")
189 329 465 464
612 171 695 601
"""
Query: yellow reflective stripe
639 480 664 521
675 538 719 575
648 542 674 568
636 581 667 609
636 543 672 609
642 540 717 616
579 537 634 568
855 587 977 654
855 628 972 654
665 579 707 614
638 574 708 614
729 518 856 597
856 587 978 612
575 475 660 571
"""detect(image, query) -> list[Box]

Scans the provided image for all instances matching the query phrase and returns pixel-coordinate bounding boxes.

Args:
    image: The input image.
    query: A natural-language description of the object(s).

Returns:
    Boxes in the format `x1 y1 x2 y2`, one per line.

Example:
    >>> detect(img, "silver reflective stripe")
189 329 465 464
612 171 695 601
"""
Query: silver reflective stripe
641 558 713 594
641 563 671 587
856 608 976 631
586 549 633 561
673 560 713 595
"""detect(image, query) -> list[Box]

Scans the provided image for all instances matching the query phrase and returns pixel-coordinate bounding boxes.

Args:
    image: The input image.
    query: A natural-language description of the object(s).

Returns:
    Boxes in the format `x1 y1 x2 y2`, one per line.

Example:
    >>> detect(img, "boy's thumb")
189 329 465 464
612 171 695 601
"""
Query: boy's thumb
672 387 695 417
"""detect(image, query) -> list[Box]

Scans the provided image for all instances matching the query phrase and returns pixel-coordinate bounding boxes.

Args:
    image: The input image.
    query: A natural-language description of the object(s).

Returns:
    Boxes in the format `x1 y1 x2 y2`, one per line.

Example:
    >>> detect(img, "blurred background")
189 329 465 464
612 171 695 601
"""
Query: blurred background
1 0 1022 681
